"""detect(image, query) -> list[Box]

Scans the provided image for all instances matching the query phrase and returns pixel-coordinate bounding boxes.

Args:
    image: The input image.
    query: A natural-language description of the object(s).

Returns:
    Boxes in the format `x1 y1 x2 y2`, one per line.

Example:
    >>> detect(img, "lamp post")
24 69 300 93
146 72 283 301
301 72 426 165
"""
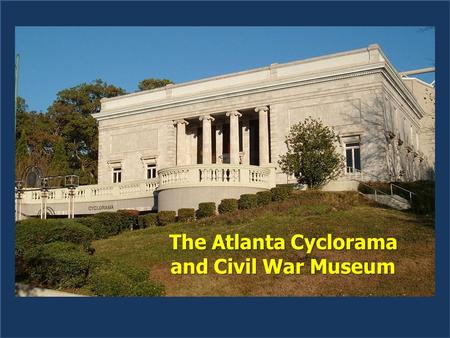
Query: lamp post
15 181 24 222
65 175 79 219
40 178 49 220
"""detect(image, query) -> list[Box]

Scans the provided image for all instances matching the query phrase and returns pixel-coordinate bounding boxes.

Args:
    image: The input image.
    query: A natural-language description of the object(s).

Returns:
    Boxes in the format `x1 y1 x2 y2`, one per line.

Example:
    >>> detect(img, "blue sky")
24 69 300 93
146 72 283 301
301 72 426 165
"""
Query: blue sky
16 27 435 113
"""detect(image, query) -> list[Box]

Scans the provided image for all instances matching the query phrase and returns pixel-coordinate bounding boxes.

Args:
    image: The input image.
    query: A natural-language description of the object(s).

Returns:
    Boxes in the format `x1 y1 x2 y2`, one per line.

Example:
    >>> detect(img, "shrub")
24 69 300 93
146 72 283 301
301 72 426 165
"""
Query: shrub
177 208 195 222
118 209 140 217
278 117 344 188
16 219 94 251
23 242 91 288
256 191 272 206
271 186 291 201
117 210 139 230
157 211 176 226
196 202 216 218
89 269 133 296
410 186 435 215
394 181 435 215
89 266 164 297
132 281 165 297
218 199 238 214
92 212 132 234
238 194 258 209
358 183 374 195
77 217 114 240
137 213 158 229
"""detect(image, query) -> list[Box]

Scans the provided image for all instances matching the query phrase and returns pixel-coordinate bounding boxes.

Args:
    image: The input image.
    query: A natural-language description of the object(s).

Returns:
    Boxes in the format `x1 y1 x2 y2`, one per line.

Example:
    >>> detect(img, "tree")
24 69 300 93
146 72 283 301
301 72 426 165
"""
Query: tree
278 117 344 189
16 81 125 184
15 97 56 179
47 80 126 184
138 78 173 91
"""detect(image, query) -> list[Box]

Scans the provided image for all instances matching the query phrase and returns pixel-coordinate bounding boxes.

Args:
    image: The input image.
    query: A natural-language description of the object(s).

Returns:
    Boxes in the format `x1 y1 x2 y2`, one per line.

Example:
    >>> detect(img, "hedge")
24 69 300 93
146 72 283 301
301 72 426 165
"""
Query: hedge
196 202 216 218
238 194 258 209
16 219 94 252
218 199 238 214
157 211 176 226
117 210 140 230
271 186 292 201
177 208 195 222
89 269 133 296
407 182 435 215
89 266 164 297
357 183 374 195
77 217 116 240
23 241 91 288
256 191 272 206
91 212 127 235
137 213 158 228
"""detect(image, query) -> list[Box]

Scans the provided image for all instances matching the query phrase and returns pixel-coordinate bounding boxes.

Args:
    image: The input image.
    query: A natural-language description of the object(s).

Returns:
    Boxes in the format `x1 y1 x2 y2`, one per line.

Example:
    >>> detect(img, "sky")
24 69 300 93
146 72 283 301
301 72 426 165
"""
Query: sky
16 27 435 113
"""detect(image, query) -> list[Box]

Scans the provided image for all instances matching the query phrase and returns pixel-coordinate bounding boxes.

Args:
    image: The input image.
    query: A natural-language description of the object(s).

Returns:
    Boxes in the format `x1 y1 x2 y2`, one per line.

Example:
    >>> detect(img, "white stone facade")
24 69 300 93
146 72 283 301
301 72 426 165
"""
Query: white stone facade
95 44 433 186
18 44 435 216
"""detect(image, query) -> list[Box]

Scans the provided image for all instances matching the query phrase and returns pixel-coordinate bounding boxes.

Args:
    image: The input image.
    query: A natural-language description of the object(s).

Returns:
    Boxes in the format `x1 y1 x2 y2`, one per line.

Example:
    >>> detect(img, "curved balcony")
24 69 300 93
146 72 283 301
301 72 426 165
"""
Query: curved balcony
157 164 276 212
158 164 275 190
17 165 276 217
19 179 159 217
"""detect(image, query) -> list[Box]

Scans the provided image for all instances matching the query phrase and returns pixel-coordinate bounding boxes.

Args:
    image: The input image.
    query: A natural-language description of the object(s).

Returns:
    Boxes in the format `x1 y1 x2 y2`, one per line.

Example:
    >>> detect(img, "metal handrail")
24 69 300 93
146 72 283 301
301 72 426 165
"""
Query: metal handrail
358 182 390 203
358 181 410 205
346 167 416 204
390 183 415 202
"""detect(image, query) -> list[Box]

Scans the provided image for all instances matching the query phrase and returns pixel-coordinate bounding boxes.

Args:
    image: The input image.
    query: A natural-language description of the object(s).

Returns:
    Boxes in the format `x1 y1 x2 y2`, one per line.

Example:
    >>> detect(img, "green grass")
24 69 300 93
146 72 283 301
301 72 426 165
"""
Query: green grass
90 191 434 296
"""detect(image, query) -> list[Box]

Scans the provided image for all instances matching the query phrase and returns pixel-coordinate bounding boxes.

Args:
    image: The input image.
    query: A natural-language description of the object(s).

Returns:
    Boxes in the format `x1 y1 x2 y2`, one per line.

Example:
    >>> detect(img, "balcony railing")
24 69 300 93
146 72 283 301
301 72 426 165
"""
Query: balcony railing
158 164 275 190
20 164 275 205
21 178 159 204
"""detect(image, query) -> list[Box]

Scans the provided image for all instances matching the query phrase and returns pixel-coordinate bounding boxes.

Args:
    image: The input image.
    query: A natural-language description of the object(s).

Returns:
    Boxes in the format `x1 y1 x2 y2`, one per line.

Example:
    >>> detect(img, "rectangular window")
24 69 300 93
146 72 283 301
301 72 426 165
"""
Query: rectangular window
345 143 361 173
112 167 122 183
147 164 157 179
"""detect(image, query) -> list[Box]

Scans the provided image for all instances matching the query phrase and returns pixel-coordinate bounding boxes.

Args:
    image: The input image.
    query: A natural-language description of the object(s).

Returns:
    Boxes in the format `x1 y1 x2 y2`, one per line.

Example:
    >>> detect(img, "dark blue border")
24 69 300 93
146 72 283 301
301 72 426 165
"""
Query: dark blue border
1 1 449 337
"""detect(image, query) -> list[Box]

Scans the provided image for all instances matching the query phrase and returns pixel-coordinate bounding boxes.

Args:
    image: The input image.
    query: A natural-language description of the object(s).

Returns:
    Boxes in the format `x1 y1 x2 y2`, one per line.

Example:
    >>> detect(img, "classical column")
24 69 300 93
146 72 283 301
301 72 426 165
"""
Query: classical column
256 106 270 165
199 115 215 164
242 119 250 165
226 110 242 164
174 119 189 165
215 124 223 164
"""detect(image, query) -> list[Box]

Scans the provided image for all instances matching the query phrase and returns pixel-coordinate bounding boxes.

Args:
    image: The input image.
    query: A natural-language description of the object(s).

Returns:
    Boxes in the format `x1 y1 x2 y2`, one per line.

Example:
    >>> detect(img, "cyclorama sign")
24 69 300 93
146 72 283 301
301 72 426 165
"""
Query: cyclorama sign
88 205 114 211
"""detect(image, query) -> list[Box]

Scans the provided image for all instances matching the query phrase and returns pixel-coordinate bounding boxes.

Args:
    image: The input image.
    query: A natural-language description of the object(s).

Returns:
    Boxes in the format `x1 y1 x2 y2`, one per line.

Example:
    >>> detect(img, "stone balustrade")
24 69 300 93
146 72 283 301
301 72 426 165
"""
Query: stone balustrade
19 164 273 205
21 178 159 204
18 165 275 218
158 164 274 190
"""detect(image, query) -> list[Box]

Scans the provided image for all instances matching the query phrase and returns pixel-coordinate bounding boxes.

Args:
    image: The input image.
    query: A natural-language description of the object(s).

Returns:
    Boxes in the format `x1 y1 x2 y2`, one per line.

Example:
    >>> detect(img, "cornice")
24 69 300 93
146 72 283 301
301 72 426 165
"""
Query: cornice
379 61 425 119
94 63 386 121
95 65 426 124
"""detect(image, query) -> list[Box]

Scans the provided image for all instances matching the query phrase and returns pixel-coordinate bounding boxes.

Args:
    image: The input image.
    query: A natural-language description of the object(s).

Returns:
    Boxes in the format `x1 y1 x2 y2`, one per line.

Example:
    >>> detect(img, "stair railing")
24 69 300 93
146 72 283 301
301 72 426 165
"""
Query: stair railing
357 182 390 203
390 183 416 203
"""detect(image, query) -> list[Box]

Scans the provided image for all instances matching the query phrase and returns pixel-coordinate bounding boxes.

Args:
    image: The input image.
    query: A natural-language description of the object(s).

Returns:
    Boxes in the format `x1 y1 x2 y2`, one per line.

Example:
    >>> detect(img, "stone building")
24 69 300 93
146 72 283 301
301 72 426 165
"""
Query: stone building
17 44 435 217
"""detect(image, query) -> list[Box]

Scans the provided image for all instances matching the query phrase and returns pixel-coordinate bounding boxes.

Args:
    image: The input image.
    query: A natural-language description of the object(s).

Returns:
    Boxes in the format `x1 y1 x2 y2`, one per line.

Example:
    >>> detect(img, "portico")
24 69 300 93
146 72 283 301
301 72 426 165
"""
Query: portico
175 106 271 168
159 106 275 211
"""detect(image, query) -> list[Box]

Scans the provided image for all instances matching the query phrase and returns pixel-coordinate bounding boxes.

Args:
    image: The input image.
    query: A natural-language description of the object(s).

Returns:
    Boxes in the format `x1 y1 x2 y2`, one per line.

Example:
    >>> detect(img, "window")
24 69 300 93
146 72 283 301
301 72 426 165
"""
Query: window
112 167 122 183
345 143 361 173
147 164 157 179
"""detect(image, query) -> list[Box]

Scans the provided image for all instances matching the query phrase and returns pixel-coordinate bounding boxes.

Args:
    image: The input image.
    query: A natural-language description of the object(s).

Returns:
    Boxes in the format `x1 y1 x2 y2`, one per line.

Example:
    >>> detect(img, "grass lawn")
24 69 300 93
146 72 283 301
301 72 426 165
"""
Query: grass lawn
91 191 434 296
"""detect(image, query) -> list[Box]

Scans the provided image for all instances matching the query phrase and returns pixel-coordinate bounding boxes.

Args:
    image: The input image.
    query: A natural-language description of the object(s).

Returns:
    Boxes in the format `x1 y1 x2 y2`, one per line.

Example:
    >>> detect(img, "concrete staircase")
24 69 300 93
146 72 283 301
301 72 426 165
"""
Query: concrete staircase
358 181 413 210
361 193 411 210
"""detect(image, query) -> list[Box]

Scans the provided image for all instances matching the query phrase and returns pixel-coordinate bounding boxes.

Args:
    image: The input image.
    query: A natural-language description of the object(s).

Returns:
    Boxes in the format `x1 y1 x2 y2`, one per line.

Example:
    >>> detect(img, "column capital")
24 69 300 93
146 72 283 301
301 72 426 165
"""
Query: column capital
199 115 215 122
255 106 269 113
226 110 242 118
173 119 189 126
